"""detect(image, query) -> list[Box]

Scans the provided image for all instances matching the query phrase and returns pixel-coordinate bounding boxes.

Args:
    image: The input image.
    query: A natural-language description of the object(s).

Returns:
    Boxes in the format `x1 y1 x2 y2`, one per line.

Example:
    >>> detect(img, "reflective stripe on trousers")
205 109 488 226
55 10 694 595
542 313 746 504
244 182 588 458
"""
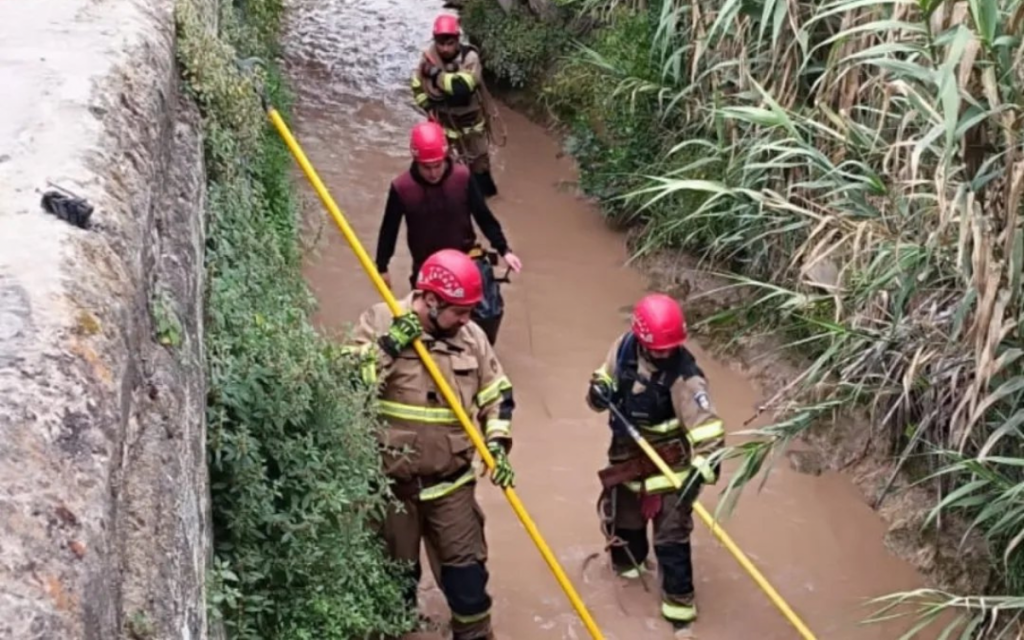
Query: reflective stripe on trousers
662 600 697 623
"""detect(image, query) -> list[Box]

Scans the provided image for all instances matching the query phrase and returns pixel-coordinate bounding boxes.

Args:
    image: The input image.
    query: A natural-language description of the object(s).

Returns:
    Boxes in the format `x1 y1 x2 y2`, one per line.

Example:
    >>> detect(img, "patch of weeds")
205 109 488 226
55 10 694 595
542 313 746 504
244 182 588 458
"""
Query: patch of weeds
125 610 155 640
151 289 183 348
537 10 671 221
175 0 413 637
461 0 569 87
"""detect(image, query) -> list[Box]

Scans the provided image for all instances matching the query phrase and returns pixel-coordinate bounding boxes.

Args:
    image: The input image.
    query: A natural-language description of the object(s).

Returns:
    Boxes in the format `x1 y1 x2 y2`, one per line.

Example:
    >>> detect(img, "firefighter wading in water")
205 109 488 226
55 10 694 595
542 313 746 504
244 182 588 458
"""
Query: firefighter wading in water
411 14 498 197
586 293 726 633
376 121 522 343
345 249 515 640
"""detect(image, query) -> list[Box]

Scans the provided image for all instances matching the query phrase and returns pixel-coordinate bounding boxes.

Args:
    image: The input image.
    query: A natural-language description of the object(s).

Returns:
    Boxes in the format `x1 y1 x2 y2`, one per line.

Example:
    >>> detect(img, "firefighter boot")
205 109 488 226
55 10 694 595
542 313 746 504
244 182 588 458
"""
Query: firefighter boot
656 541 697 627
610 527 650 579
441 562 493 640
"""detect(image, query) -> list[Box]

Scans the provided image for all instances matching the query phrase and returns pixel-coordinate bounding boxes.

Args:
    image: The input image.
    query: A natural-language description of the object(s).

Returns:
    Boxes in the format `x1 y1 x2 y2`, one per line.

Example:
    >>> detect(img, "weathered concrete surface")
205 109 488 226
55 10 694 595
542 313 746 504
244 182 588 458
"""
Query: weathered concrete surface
0 1 209 639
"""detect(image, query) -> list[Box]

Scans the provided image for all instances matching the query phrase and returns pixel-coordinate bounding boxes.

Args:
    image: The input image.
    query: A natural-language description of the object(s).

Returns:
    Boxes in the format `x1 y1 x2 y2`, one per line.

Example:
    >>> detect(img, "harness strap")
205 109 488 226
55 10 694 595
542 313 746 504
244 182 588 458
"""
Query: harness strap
597 439 688 489
612 333 681 400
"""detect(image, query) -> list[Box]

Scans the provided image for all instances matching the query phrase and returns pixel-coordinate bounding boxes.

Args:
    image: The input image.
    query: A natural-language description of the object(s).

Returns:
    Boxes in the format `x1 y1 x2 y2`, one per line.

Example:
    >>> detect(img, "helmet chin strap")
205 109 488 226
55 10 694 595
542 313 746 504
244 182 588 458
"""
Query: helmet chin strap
641 345 682 370
426 298 453 335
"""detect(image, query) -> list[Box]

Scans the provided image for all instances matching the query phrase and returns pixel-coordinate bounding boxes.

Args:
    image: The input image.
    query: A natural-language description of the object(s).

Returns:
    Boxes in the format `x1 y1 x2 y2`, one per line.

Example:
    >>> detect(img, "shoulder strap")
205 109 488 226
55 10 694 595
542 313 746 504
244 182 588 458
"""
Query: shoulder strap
678 347 705 380
612 332 640 393
614 332 634 373
460 43 480 63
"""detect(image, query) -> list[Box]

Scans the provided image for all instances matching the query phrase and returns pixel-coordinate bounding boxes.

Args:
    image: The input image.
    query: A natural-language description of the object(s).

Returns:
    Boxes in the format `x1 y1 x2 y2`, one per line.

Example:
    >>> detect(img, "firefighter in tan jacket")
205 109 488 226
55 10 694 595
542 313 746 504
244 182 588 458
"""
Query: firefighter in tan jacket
411 13 498 198
345 249 515 640
586 293 726 633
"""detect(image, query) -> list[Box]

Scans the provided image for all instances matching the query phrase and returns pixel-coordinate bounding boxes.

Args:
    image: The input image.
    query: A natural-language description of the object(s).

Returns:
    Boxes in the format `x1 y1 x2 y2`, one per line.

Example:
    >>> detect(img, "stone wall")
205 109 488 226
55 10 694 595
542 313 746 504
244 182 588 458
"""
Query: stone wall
0 0 210 638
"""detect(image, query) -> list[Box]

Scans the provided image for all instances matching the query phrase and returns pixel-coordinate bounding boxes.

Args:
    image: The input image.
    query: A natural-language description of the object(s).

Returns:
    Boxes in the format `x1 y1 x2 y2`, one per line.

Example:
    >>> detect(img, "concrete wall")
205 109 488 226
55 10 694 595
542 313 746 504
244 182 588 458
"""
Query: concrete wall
0 1 210 638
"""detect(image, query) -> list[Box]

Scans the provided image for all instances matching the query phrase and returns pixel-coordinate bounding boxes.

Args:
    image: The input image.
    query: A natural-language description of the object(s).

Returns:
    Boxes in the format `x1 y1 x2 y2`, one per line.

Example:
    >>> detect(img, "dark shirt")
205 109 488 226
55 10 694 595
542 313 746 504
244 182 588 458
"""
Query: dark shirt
375 160 510 275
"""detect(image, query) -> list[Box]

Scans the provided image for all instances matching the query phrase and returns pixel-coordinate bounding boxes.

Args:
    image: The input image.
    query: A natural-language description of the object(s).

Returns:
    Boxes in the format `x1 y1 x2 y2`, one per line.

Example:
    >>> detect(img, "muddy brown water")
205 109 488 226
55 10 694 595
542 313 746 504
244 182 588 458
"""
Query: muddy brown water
281 1 936 637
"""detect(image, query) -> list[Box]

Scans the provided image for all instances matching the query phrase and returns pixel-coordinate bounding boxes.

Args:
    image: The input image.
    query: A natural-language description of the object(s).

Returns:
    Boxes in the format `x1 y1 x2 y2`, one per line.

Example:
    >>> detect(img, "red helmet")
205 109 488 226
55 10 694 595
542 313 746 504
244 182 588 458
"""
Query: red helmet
416 249 483 306
410 121 448 164
631 293 687 350
433 14 460 36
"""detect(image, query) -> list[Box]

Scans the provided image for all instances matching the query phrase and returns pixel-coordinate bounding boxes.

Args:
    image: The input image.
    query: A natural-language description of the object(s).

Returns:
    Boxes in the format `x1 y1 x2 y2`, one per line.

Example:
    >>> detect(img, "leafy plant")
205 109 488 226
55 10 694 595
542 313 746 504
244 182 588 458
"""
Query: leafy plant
461 0 570 87
151 288 183 348
465 0 1024 633
636 0 1024 633
175 0 413 637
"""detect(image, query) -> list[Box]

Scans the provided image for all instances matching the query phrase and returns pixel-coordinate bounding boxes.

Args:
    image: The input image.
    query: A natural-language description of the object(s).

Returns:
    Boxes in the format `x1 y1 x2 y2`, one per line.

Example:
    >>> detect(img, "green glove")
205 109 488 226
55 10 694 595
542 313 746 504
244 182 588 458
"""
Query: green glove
487 440 515 489
379 311 422 356
691 454 720 485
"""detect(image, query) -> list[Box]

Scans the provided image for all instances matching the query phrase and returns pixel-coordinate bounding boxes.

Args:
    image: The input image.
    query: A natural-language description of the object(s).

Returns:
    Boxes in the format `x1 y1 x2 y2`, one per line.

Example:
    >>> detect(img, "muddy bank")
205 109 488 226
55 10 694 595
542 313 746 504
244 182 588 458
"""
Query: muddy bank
0 1 209 638
280 0 952 636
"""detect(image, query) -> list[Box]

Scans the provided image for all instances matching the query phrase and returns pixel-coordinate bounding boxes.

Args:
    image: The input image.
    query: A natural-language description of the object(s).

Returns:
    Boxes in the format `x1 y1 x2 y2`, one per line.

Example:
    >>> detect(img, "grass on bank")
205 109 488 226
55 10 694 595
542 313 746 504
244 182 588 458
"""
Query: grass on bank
464 0 1024 635
175 0 413 637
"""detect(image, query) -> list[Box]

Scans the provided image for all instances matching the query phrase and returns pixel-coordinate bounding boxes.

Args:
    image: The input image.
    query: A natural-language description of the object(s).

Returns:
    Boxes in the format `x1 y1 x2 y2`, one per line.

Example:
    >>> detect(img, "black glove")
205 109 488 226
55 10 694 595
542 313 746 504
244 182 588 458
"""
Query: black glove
587 377 613 410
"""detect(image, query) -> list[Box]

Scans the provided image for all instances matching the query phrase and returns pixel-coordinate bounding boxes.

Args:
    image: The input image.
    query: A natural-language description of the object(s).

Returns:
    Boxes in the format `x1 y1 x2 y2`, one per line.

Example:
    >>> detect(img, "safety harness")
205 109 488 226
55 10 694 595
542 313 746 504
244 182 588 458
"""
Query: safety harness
608 333 682 436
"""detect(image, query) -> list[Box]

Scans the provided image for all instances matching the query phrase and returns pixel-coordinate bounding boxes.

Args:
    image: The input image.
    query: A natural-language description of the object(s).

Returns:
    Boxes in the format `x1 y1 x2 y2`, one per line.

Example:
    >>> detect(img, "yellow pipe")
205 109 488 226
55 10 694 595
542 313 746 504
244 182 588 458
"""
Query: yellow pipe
692 501 817 640
264 107 606 640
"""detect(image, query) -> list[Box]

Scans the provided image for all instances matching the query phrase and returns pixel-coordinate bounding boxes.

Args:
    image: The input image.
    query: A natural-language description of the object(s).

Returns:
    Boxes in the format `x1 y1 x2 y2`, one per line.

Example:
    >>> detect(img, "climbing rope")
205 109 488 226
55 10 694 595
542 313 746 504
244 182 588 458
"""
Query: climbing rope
594 487 651 593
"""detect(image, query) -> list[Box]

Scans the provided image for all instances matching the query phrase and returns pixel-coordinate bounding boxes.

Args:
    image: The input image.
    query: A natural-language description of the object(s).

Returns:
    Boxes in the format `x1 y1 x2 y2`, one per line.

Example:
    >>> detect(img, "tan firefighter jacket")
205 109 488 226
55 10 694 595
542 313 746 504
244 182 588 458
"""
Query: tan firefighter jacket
410 43 486 136
343 292 514 501
590 334 726 496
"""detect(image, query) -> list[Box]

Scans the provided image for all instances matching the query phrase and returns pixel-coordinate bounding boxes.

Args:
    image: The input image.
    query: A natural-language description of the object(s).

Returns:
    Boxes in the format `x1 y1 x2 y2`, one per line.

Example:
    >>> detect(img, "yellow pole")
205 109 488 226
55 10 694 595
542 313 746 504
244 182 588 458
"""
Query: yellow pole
264 106 606 640
692 502 817 640
605 402 817 640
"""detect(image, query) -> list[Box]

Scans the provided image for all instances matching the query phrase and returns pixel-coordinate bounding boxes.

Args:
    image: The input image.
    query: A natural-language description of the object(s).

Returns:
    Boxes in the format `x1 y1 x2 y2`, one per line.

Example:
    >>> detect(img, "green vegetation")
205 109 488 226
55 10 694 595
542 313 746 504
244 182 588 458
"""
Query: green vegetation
464 0 1024 634
174 0 412 637
461 0 569 87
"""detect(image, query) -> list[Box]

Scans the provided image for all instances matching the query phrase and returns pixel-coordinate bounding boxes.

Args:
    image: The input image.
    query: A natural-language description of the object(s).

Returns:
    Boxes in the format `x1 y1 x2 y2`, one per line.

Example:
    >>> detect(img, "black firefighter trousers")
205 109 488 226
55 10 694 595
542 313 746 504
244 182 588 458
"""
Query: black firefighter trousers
383 481 493 640
604 484 697 614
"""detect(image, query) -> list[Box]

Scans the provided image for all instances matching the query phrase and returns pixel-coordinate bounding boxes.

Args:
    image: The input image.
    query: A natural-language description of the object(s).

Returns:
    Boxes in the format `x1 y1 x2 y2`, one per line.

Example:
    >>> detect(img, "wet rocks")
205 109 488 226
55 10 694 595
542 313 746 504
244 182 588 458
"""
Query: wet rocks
786 449 825 476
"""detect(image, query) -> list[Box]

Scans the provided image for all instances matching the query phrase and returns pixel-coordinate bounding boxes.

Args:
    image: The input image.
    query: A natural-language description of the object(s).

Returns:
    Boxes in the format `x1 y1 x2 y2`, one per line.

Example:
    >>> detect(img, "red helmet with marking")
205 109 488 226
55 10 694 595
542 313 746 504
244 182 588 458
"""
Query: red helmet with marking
631 293 687 350
410 121 448 164
433 14 460 37
416 249 483 306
